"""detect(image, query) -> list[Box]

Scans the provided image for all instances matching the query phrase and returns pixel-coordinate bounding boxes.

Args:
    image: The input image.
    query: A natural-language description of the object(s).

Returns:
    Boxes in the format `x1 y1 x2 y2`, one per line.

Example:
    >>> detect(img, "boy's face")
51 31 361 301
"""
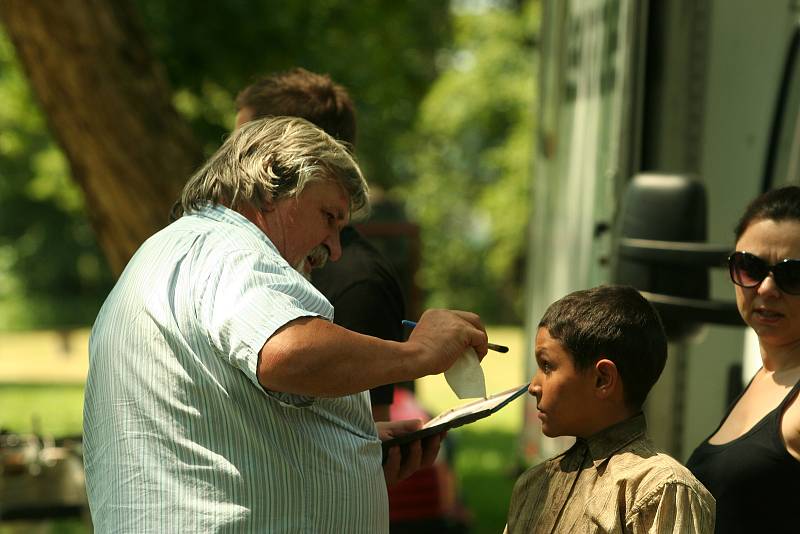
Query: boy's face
529 327 598 438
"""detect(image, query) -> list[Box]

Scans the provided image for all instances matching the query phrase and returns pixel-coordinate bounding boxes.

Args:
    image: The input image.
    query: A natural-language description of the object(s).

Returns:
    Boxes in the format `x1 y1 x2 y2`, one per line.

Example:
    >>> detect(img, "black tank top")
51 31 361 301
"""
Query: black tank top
686 375 800 534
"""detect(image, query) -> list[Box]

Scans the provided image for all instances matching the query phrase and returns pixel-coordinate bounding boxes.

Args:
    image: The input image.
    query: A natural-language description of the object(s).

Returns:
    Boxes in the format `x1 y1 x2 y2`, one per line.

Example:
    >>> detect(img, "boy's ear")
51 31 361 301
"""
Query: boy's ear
593 358 620 400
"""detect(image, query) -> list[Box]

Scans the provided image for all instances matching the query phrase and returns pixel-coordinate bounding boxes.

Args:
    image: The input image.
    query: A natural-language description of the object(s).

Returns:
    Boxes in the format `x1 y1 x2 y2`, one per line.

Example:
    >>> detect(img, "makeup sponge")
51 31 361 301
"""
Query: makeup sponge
444 347 486 399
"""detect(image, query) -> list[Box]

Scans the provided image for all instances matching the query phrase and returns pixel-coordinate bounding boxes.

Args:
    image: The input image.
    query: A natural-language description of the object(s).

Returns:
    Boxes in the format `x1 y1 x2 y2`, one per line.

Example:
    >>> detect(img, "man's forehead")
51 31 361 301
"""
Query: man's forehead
320 179 352 210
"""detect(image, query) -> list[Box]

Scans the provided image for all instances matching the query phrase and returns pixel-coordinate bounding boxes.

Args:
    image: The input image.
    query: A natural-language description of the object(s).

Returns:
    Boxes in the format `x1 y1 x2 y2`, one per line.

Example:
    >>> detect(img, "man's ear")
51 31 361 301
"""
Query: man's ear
593 358 620 400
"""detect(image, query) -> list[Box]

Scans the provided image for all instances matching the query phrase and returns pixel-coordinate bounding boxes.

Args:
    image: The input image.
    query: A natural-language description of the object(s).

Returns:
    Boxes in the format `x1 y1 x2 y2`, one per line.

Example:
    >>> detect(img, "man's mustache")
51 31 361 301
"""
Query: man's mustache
295 245 331 279
308 245 330 270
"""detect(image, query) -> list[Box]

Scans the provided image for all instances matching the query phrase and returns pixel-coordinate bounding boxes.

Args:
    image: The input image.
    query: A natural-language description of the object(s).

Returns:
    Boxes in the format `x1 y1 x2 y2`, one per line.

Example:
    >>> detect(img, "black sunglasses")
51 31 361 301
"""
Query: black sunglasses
728 251 800 295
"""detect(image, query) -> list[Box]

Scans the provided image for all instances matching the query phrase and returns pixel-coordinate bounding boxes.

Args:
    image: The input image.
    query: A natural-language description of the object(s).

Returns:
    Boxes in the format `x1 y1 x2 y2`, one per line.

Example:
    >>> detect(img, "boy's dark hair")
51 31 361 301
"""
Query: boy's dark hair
538 285 667 409
235 67 357 145
734 185 800 240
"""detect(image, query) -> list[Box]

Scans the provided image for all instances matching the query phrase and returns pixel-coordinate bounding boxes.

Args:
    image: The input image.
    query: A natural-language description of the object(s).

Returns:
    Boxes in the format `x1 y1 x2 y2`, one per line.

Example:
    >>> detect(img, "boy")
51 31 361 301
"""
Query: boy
506 285 714 533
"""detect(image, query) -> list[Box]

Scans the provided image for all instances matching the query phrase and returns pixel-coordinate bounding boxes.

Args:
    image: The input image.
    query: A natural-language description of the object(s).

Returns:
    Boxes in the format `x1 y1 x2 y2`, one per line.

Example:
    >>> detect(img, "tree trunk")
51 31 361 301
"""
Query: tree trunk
0 0 204 274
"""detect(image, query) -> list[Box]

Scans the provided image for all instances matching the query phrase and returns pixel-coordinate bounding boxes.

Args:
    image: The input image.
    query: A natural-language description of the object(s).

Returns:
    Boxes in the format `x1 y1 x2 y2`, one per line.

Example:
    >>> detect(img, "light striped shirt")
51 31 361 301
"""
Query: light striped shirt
83 204 388 533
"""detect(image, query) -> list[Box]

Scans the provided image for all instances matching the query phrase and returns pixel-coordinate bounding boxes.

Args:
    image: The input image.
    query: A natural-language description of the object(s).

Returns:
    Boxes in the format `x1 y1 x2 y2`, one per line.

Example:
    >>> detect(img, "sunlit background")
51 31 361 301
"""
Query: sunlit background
0 1 538 532
5 0 798 531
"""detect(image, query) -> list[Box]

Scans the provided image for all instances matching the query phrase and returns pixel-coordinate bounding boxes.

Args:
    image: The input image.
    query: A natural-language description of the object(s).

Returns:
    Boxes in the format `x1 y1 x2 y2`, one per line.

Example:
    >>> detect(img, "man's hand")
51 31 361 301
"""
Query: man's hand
378 419 443 486
406 309 489 376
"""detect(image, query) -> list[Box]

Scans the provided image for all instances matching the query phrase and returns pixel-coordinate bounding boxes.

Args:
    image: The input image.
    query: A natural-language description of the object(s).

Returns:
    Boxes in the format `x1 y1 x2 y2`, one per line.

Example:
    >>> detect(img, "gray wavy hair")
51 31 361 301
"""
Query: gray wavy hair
178 116 369 218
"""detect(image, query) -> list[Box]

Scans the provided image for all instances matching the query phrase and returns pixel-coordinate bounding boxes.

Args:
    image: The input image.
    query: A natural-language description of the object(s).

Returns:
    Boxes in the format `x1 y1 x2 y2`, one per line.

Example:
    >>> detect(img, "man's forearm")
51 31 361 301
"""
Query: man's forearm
256 316 421 397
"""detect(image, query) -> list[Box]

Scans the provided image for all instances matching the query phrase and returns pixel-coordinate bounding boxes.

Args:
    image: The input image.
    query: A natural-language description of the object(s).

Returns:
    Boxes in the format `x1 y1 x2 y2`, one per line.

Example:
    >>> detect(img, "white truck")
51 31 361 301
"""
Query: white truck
521 0 800 462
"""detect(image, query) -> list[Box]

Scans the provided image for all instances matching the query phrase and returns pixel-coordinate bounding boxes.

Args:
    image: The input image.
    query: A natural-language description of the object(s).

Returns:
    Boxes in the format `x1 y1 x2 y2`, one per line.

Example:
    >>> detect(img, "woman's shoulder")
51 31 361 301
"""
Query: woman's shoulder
780 375 800 461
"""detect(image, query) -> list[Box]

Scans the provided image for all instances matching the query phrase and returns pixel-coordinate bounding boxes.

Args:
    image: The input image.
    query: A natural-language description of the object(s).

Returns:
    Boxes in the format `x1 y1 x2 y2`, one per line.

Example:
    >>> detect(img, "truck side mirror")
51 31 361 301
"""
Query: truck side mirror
613 173 742 339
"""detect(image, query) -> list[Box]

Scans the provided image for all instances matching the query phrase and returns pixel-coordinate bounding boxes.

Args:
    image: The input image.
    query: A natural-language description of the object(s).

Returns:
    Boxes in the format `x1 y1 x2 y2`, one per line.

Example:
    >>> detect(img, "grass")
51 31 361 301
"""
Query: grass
0 296 104 333
452 429 521 532
0 384 84 437
0 326 529 533
0 520 88 534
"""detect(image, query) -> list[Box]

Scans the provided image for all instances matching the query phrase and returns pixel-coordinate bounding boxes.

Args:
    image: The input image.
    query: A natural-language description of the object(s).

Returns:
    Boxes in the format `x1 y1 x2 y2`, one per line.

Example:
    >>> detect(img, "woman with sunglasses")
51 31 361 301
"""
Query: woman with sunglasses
686 185 800 534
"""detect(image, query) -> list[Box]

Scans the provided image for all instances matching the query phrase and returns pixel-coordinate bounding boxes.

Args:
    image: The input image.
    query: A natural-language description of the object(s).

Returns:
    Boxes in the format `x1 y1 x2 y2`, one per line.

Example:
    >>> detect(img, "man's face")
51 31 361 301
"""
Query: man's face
529 327 598 438
252 179 350 277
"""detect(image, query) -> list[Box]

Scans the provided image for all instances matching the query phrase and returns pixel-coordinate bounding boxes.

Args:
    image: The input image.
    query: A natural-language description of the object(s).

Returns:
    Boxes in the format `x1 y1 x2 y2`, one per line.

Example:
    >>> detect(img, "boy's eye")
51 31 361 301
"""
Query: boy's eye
540 361 552 374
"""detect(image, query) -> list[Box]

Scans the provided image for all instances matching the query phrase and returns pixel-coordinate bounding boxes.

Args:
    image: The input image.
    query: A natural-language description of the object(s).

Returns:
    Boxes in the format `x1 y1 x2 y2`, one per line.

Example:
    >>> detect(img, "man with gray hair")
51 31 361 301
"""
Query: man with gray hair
83 116 489 532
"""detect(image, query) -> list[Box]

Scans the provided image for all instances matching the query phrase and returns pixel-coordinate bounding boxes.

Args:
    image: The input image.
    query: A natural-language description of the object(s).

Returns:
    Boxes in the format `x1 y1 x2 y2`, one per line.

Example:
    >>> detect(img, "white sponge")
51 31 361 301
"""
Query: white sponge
444 347 486 399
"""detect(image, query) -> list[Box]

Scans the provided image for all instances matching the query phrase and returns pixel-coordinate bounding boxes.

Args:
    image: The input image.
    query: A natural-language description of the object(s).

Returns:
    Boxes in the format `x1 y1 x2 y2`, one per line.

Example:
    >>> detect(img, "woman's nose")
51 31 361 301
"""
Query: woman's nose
757 272 782 296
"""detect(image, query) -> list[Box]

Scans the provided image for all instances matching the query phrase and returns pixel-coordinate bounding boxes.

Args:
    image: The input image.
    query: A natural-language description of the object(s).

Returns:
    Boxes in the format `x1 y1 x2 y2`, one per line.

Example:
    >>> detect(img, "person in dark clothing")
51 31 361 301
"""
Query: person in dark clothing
235 68 402 421
311 225 406 414
687 186 800 534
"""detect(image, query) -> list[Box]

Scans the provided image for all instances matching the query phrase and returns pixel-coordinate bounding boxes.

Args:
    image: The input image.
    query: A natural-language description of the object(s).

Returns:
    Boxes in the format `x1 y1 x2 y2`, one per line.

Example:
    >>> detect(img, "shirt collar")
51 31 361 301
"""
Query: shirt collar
190 203 281 256
574 413 648 469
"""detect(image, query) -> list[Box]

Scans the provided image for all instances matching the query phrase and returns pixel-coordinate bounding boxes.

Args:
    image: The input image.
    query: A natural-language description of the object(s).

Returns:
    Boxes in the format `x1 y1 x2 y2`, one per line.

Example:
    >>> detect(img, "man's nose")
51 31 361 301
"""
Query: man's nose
326 231 342 262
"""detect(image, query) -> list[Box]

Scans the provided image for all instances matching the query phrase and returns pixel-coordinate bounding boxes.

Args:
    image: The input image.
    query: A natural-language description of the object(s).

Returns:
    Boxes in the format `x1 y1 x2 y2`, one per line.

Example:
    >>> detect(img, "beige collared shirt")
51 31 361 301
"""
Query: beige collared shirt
506 414 715 533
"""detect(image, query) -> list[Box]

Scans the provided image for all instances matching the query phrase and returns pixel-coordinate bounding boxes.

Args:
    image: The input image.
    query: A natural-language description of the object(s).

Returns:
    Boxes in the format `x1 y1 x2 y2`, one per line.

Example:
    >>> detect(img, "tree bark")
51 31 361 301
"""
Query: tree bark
0 0 204 274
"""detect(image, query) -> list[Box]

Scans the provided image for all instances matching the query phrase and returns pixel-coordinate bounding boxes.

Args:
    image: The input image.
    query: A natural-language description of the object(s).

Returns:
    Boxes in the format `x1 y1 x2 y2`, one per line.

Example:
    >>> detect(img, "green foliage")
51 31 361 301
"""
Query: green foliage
404 1 539 322
1 1 452 330
1 0 539 329
0 33 114 329
133 0 452 187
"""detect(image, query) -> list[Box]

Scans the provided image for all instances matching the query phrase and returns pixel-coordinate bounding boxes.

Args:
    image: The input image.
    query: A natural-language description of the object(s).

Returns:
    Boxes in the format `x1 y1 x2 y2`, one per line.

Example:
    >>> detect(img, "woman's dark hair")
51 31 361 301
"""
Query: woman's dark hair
538 285 667 409
734 186 800 240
